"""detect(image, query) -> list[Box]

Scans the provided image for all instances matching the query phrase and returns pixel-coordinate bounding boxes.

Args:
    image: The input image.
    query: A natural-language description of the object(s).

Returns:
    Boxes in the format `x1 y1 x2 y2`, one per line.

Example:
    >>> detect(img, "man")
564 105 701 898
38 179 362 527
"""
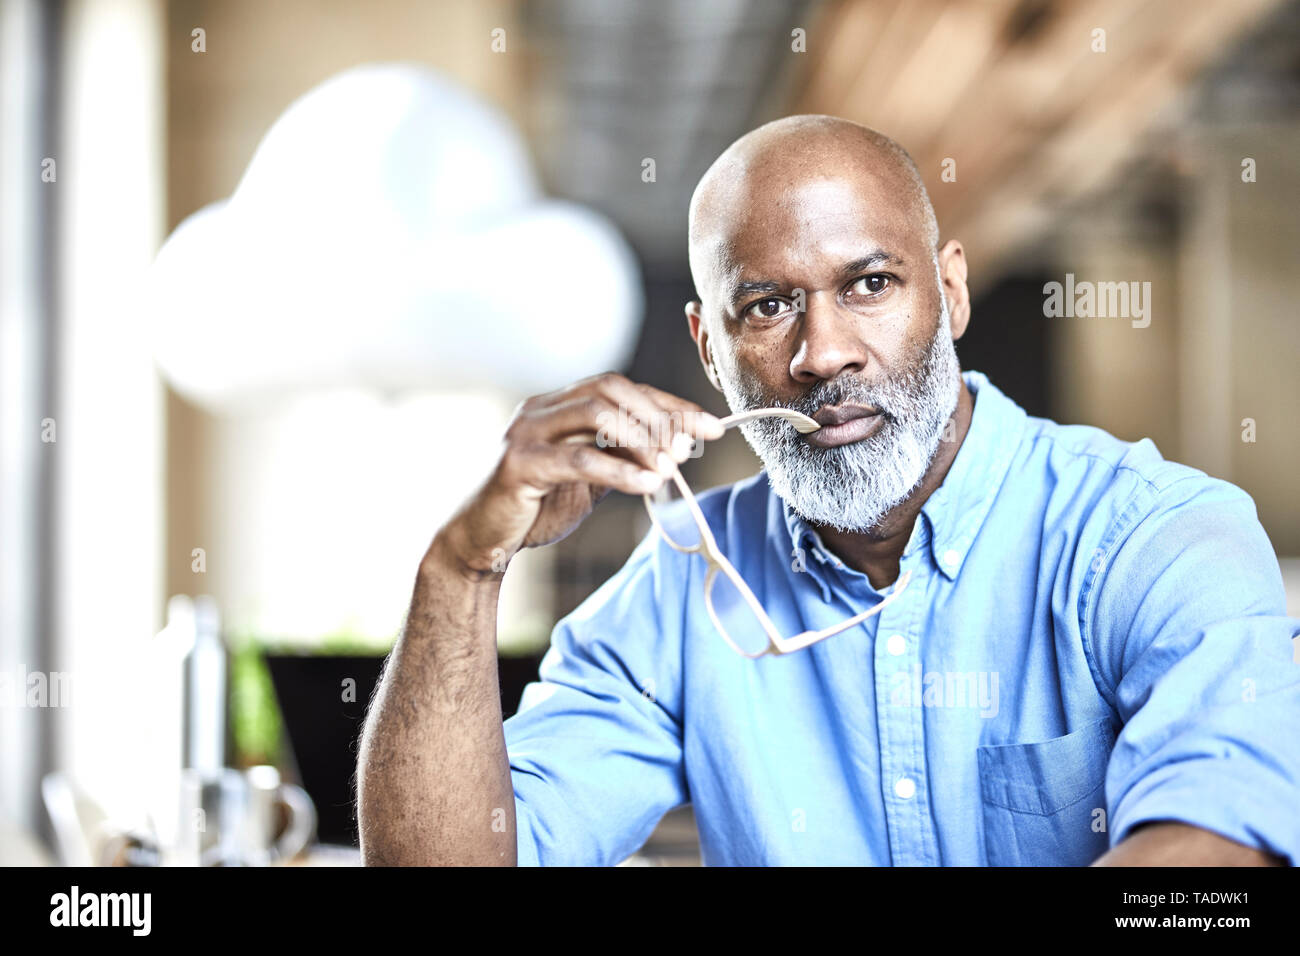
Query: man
357 115 1300 866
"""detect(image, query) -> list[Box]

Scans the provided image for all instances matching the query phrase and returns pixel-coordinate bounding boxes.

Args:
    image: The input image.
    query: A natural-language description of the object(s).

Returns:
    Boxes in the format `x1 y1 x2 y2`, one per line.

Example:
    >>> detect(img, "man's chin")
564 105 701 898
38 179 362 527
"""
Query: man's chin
768 444 936 535
786 499 892 536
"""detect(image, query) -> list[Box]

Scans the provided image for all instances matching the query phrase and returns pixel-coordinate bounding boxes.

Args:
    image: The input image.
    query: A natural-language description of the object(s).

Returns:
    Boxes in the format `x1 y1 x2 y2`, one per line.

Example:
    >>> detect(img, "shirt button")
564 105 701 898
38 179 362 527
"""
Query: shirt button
886 633 906 656
943 549 961 569
894 777 916 799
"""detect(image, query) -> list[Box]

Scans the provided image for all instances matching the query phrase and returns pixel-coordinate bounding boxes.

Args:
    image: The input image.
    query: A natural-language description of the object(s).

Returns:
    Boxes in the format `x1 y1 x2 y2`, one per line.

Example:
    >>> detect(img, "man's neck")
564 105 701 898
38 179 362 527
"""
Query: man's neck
813 378 975 590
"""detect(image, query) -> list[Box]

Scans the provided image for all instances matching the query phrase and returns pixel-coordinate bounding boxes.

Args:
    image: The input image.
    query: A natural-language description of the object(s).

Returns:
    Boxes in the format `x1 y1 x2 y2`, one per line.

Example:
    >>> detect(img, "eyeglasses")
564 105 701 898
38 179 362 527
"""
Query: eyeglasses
636 408 913 658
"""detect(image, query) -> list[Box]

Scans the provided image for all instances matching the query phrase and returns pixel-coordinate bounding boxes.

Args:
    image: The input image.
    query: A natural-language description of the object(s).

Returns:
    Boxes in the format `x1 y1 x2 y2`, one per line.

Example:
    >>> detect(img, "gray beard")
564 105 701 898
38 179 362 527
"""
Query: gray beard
716 297 961 534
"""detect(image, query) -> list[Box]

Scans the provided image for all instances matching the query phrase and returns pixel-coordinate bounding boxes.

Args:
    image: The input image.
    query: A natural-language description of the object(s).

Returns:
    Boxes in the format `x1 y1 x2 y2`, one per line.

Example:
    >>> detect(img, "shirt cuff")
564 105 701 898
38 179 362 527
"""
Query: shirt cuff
1110 760 1300 865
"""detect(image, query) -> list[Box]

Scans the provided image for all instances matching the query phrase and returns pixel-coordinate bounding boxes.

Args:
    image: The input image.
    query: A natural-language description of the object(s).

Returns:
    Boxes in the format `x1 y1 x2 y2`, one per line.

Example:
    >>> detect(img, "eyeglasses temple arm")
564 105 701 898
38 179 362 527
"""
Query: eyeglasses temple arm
769 569 914 655
718 408 821 434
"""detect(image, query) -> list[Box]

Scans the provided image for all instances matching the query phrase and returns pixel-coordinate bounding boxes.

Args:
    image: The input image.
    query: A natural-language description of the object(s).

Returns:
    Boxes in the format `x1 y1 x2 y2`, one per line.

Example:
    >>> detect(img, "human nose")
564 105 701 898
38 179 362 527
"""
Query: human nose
788 292 868 384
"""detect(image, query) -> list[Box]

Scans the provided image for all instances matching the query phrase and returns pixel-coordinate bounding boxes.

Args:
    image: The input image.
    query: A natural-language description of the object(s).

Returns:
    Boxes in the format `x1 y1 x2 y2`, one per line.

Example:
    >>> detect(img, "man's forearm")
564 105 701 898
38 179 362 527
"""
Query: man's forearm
357 530 517 865
1092 821 1285 866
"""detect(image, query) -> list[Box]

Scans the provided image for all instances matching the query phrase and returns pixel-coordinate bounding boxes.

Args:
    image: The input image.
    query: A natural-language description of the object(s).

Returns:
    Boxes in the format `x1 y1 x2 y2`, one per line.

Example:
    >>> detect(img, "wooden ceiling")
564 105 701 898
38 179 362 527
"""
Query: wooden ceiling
794 0 1285 288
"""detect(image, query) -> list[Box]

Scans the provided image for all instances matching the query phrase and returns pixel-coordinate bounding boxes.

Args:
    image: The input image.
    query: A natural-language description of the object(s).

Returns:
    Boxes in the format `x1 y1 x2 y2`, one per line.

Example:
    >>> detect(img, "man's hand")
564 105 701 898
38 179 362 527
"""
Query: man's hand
1092 821 1286 866
439 371 725 578
358 372 723 865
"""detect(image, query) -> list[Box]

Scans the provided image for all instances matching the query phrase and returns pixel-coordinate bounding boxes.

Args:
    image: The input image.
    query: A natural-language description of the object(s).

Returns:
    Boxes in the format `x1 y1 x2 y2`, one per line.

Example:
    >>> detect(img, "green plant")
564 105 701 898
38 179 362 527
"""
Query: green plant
228 635 284 768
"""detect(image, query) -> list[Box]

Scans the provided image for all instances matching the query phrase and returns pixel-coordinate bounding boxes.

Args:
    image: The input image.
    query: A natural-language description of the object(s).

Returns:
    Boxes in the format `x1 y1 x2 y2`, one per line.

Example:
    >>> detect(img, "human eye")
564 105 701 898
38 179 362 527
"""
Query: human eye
742 297 793 325
846 274 894 298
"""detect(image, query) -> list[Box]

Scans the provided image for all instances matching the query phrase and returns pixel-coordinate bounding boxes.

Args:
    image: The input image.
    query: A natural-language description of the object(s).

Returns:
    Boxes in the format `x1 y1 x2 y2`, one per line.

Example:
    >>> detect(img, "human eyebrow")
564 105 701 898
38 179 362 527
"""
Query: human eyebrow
840 251 902 276
728 279 784 307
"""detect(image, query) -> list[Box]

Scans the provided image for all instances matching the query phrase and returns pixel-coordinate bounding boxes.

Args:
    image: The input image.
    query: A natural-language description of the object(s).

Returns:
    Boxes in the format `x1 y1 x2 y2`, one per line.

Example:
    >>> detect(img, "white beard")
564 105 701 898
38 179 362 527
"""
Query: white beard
716 294 961 534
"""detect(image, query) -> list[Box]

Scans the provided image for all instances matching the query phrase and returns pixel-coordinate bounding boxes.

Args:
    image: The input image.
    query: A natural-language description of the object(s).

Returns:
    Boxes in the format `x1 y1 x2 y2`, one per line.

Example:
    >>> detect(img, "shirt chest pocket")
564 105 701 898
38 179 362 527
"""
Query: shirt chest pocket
976 716 1116 866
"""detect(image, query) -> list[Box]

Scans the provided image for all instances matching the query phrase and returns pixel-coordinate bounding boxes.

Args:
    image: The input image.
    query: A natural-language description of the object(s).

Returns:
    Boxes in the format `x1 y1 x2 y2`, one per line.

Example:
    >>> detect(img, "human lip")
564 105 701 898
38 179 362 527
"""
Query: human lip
812 404 880 427
804 404 883 448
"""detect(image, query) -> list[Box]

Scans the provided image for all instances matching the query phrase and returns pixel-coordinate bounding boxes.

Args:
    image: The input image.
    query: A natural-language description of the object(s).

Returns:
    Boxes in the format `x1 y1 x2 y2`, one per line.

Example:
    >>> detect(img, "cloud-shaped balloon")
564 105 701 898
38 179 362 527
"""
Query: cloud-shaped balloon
150 63 643 412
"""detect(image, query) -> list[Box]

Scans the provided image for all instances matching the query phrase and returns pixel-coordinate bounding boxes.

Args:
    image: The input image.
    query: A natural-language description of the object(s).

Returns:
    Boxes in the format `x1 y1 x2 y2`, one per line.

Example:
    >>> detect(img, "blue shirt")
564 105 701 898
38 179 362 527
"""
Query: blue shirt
503 370 1300 865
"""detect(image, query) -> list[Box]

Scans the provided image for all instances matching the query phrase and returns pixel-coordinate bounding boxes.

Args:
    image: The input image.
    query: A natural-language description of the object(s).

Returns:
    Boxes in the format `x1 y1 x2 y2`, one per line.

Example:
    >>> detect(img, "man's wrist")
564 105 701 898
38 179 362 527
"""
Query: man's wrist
421 522 507 588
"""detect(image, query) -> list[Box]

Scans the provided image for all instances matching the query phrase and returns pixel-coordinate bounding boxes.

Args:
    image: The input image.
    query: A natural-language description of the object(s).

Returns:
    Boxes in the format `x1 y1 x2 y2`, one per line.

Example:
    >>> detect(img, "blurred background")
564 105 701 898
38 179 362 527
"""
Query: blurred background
2 0 1297 867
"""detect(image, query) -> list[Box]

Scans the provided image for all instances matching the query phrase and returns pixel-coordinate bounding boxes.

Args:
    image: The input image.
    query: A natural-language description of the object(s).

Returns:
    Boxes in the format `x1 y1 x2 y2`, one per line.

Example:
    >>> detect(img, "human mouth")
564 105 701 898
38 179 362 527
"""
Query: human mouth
804 404 884 448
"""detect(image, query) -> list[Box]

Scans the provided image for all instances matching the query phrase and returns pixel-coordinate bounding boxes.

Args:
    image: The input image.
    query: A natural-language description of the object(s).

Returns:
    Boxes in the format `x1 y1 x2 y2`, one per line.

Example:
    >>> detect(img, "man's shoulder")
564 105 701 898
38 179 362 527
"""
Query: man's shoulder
691 469 778 532
691 468 771 510
968 373 1229 518
1021 411 1222 498
644 469 777 555
1013 410 1259 539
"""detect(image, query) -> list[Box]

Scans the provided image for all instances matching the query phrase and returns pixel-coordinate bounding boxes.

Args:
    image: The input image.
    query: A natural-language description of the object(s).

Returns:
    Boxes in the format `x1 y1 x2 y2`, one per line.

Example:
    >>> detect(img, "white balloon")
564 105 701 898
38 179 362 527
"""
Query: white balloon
150 63 643 412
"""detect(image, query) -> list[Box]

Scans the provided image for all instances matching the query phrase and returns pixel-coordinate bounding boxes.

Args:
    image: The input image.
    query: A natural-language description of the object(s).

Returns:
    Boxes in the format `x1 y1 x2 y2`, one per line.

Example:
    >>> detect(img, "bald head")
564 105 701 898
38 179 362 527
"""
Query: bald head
688 115 940 308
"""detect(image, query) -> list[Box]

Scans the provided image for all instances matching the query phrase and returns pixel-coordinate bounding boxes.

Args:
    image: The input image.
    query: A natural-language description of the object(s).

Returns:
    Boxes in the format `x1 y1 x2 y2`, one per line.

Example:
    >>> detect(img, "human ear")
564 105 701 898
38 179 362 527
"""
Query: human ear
685 300 723 392
938 240 971 340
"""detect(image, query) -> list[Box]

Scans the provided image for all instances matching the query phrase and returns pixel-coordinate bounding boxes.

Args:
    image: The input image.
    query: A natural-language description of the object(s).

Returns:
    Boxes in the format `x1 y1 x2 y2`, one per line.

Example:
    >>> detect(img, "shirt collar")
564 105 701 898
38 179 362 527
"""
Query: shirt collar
781 370 1026 582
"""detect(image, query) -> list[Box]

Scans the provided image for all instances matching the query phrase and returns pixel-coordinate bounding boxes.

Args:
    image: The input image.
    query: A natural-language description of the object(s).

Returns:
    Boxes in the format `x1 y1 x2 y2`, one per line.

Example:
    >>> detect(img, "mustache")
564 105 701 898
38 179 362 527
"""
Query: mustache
748 375 898 422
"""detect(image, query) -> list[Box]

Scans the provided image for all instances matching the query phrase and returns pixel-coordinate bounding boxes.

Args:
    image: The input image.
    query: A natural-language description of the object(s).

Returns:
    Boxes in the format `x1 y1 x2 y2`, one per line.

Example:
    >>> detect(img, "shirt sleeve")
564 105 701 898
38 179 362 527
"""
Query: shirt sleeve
504 528 692 866
1087 471 1300 863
